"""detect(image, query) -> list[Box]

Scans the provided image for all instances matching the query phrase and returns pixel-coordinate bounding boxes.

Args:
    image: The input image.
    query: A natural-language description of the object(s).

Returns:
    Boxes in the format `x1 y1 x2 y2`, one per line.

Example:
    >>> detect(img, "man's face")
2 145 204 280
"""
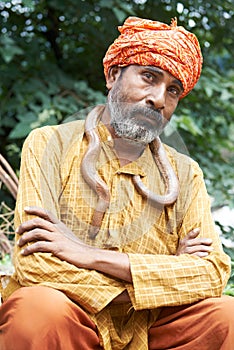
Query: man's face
107 65 183 145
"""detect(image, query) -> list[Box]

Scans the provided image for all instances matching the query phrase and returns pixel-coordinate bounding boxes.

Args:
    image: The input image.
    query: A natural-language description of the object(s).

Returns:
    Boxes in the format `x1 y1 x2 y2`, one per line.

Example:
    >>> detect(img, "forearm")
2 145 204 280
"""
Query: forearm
91 248 132 283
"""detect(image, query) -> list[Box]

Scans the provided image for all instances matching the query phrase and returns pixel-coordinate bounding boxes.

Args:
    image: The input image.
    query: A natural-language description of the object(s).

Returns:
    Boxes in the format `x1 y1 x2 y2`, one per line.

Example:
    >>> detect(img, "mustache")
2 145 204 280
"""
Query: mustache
129 104 165 124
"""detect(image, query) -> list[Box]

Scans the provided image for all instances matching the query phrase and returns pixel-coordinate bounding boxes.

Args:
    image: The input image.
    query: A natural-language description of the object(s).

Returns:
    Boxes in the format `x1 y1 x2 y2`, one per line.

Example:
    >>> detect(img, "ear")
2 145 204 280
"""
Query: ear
106 66 122 90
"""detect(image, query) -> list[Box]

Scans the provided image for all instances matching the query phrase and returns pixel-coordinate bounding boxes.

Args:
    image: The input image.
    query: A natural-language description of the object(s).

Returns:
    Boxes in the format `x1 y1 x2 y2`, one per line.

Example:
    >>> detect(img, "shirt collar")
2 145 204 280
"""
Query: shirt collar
97 122 154 177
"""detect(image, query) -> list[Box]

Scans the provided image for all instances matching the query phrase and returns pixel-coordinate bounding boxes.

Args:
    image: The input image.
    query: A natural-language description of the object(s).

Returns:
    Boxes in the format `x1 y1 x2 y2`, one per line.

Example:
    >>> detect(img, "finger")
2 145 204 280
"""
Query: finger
24 206 59 224
186 228 200 239
186 238 213 247
185 245 214 254
20 241 54 256
17 228 54 247
192 251 210 258
16 217 55 235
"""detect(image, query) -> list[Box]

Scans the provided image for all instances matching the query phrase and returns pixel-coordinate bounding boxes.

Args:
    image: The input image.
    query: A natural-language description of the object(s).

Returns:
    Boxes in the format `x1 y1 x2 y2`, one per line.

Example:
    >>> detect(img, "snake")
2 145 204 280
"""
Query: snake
81 105 179 239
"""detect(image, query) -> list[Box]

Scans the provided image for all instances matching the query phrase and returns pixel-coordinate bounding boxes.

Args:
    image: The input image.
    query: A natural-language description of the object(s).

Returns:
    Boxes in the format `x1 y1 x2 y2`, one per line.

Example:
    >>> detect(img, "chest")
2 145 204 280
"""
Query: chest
58 150 181 255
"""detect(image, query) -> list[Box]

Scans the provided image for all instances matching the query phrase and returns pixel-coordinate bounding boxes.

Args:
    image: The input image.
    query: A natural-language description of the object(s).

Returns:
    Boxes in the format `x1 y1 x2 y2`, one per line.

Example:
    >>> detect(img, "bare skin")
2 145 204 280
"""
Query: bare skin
176 227 213 258
102 65 183 165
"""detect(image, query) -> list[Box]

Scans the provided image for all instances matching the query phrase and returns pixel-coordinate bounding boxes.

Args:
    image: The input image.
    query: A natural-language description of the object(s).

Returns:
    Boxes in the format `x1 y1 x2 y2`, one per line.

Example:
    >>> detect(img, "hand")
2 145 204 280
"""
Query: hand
16 206 95 269
17 206 132 282
176 228 213 258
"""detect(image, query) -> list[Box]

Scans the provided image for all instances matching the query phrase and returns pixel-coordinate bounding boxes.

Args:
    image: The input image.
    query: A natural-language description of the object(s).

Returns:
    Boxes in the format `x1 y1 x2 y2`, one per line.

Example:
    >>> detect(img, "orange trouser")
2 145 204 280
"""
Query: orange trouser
0 286 234 350
149 294 234 349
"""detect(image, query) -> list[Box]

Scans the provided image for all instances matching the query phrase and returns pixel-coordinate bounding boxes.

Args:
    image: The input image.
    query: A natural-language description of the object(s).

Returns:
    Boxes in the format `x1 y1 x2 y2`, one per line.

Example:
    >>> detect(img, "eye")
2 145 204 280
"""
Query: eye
142 71 155 82
168 85 182 97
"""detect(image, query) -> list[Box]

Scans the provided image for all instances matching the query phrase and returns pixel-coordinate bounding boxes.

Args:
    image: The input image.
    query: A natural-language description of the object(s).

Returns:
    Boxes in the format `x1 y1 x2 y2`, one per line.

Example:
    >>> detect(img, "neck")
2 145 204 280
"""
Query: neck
101 106 146 166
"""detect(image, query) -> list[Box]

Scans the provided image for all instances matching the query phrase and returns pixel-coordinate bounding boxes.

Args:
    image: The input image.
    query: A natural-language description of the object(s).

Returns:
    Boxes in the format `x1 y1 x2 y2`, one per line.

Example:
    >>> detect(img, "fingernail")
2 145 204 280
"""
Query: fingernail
15 227 19 233
21 249 25 255
24 206 30 211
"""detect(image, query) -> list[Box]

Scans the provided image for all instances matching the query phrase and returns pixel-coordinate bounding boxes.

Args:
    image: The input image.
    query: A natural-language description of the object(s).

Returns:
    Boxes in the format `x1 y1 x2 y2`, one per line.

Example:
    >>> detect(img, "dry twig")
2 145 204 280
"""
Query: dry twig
0 154 18 258
0 153 19 200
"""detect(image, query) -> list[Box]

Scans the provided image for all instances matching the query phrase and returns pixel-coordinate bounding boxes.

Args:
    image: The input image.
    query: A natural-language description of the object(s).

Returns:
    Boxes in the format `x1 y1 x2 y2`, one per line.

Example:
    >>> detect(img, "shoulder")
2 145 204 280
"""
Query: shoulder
164 143 204 180
23 120 85 154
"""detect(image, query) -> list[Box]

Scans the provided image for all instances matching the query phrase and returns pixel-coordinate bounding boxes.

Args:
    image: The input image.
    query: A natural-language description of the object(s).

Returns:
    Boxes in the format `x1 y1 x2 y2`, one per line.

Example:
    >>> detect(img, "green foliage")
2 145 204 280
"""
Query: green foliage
0 0 234 287
224 285 234 297
175 67 234 208
0 35 24 63
0 253 14 274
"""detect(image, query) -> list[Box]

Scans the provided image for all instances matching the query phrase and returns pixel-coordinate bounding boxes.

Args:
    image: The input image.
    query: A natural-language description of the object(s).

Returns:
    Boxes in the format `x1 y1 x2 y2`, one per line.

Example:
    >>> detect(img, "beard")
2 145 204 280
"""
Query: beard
108 84 168 145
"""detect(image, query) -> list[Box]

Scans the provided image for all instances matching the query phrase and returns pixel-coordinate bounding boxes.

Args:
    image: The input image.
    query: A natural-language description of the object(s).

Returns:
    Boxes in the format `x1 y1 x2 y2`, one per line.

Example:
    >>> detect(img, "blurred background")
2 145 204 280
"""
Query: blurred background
0 0 233 293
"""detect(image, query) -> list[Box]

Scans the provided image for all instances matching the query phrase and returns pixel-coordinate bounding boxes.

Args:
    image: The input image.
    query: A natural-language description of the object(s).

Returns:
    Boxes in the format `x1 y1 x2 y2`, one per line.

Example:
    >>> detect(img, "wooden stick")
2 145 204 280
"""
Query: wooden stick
0 154 19 187
0 154 18 200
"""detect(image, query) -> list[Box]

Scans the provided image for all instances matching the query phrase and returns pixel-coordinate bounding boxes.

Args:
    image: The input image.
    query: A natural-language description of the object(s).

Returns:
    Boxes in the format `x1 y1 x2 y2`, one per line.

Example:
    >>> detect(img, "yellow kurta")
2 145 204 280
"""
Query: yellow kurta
3 109 231 349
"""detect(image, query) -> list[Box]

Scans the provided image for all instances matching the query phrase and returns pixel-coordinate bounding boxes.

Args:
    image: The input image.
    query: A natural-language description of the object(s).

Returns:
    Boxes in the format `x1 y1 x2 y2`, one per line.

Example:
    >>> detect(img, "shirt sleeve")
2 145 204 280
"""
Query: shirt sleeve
13 127 125 314
126 161 231 311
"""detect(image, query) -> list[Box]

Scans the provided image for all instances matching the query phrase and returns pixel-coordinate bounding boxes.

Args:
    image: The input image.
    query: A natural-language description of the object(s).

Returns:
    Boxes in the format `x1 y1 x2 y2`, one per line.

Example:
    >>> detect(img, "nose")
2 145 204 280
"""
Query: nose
145 86 166 110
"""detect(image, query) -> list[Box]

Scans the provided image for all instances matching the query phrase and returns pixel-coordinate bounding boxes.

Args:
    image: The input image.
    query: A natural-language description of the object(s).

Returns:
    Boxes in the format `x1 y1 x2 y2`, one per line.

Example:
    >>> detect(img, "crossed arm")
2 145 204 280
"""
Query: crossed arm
11 128 230 312
16 206 214 303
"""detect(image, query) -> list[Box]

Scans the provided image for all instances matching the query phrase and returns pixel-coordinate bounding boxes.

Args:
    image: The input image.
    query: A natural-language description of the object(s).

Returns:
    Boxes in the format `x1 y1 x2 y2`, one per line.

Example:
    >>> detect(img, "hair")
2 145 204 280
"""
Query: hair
105 66 128 95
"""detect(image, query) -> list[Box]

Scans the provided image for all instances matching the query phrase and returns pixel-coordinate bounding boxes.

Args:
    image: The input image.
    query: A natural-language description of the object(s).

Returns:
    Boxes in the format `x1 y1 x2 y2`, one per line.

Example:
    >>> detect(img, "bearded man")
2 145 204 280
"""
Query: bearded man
0 17 233 350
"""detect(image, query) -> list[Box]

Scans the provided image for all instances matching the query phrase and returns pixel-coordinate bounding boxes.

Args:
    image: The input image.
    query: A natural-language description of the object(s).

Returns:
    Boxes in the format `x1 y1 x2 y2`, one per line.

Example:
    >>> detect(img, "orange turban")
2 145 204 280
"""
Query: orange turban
103 17 203 98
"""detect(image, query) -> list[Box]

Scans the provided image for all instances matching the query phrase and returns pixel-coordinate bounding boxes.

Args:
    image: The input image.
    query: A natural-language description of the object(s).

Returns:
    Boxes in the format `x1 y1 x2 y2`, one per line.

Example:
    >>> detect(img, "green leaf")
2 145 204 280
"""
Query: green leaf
112 7 127 22
9 121 33 139
172 115 203 136
220 89 233 101
99 0 114 8
21 0 35 10
204 85 213 98
0 36 23 63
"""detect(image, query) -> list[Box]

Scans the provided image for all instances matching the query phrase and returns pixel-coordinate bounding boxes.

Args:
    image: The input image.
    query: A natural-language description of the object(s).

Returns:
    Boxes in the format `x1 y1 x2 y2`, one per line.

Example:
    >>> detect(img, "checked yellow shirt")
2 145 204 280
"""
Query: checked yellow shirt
3 109 231 349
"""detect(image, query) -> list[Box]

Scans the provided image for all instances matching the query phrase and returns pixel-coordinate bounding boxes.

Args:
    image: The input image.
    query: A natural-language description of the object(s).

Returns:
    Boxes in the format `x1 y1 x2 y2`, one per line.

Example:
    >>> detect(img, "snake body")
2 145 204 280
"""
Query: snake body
81 105 179 239
132 137 179 206
81 105 110 238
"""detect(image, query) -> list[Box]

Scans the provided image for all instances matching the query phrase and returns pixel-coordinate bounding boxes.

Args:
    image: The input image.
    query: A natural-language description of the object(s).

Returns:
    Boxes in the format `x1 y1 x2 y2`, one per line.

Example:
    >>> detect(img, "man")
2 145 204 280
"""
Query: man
0 16 233 350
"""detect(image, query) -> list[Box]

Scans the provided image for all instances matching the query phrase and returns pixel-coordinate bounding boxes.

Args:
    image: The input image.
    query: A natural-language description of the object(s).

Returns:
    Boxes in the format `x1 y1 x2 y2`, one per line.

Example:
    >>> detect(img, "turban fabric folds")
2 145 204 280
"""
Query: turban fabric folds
103 17 203 98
